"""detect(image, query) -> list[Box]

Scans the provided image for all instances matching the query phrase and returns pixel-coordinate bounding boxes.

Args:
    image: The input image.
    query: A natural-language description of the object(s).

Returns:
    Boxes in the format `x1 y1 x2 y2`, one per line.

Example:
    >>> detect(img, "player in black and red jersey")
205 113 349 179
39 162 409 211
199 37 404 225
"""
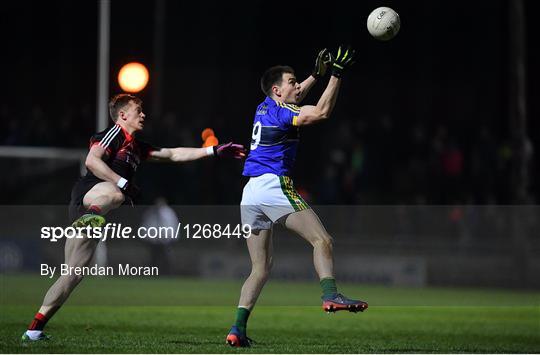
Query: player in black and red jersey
22 94 245 342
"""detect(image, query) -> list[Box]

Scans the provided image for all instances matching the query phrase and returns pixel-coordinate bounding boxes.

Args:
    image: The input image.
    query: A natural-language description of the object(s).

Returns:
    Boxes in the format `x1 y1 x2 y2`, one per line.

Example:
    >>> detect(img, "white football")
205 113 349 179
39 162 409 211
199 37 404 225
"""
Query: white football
367 7 400 41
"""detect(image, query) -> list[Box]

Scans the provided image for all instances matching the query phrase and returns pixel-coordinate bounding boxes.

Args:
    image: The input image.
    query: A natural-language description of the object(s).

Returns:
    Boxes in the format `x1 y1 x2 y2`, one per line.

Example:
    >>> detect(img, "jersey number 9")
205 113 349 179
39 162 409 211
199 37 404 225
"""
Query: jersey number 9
250 122 262 150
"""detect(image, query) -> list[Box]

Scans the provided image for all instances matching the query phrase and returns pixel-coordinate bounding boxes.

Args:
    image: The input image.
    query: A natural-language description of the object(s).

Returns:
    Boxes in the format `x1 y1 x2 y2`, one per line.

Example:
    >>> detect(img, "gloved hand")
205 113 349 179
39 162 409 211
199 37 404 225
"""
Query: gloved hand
331 45 356 78
213 142 246 159
311 48 333 79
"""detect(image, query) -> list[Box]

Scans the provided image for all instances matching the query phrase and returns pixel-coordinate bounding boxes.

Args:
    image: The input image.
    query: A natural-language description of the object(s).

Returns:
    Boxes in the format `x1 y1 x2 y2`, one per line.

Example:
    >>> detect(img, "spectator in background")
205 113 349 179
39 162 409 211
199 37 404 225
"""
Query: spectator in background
440 139 464 203
140 197 180 275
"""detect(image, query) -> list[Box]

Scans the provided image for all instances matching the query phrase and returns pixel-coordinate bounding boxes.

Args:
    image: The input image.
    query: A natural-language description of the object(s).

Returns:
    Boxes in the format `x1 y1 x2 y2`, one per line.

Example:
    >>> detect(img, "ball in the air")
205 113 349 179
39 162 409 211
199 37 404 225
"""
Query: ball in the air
367 7 400 41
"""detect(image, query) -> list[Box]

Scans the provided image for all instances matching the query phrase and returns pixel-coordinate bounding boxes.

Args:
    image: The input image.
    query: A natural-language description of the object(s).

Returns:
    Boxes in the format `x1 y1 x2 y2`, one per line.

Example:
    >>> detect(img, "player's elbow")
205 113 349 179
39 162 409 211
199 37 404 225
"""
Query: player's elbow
297 111 330 126
170 154 183 162
319 111 330 121
318 105 334 119
155 148 175 162
170 150 189 163
313 106 332 122
312 113 331 125
85 155 95 170
85 154 101 172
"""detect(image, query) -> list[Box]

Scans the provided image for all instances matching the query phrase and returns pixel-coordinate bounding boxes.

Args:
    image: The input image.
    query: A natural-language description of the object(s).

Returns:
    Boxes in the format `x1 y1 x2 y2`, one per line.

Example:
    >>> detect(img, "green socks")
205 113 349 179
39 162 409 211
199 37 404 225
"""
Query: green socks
234 307 251 333
320 277 338 297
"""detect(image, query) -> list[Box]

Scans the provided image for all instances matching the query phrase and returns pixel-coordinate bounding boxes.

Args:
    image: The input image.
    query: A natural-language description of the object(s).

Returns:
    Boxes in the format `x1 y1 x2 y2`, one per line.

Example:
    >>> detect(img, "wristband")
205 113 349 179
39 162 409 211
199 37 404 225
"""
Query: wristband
117 177 128 189
331 65 343 78
206 146 215 156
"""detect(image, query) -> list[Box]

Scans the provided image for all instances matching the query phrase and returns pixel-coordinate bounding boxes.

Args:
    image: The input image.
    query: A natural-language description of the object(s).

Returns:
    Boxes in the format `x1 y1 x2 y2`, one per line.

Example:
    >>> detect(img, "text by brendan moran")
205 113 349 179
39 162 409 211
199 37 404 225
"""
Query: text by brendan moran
41 264 159 278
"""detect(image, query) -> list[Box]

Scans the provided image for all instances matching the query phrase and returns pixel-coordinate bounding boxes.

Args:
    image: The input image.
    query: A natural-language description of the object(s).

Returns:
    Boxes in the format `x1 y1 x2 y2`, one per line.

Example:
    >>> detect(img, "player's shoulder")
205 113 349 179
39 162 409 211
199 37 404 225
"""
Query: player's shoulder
261 97 300 117
90 124 124 148
254 97 300 127
92 124 122 140
275 101 301 114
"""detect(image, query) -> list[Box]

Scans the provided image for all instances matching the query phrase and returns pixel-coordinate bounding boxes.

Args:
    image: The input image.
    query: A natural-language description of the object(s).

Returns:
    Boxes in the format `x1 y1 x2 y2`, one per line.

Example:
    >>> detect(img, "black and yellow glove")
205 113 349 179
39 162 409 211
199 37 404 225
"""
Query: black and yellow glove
331 45 356 78
311 48 333 79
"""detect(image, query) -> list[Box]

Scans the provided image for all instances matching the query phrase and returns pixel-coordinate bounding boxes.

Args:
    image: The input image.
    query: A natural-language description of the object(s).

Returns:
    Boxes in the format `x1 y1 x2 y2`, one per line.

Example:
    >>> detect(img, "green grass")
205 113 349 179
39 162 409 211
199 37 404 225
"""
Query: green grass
1 274 539 353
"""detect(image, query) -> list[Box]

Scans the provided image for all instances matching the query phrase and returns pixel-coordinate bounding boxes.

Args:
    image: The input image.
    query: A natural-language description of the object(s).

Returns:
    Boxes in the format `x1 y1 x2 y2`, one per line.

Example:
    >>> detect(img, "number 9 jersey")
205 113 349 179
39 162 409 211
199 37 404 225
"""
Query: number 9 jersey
242 97 301 177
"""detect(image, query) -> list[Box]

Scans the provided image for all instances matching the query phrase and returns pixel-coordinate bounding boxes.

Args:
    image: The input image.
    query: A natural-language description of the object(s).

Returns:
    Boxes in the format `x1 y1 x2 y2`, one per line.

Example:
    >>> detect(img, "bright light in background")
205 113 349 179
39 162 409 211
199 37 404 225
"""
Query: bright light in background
118 62 149 93
201 128 219 147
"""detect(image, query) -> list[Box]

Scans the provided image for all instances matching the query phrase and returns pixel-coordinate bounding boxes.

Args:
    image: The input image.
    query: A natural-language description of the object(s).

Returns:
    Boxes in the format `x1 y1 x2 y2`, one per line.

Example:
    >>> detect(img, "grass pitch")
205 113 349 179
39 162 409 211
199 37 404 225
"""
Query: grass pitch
1 274 539 353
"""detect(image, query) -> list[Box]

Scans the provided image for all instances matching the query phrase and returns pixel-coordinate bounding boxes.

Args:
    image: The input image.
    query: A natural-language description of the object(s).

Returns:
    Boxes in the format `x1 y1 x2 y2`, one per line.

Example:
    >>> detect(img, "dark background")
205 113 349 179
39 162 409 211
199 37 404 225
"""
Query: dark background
1 0 537 205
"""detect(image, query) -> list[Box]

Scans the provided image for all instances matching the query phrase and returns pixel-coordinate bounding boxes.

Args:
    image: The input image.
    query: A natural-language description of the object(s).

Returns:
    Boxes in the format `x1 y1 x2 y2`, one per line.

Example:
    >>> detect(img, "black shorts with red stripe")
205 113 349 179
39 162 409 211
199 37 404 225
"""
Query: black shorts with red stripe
68 175 104 222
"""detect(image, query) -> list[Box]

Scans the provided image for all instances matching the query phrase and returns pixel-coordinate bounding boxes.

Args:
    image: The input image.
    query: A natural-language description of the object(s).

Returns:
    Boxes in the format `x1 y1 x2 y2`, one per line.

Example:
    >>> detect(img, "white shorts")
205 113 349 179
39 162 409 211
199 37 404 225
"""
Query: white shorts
240 173 310 231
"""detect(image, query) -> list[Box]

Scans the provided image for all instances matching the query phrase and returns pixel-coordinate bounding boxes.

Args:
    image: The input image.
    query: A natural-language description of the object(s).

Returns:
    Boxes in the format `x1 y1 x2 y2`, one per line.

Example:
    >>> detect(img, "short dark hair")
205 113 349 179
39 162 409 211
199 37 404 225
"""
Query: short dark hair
108 94 142 122
260 65 295 96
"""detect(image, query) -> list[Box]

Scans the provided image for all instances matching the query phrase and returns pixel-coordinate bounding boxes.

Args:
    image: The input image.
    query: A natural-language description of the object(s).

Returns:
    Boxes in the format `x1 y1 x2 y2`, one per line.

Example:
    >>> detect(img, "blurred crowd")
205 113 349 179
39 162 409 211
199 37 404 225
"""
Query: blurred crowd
1 104 536 205
308 115 536 205
1 104 95 147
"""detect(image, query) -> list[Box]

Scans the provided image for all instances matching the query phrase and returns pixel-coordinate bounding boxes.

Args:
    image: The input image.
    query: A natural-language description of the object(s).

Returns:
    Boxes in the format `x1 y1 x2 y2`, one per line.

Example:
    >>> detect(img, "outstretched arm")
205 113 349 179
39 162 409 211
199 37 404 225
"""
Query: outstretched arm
295 76 341 126
297 49 332 103
294 46 355 126
149 142 245 162
149 147 210 162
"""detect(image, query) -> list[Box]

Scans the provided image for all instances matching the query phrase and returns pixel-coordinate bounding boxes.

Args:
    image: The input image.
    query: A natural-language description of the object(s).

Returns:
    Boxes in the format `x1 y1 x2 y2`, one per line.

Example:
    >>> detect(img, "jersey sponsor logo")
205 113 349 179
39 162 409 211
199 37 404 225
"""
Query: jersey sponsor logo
256 104 268 116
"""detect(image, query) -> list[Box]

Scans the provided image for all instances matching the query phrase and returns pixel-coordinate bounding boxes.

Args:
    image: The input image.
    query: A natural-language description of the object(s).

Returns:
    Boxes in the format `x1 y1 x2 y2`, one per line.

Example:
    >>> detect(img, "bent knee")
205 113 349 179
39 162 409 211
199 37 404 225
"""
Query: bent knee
313 234 334 249
111 191 125 205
